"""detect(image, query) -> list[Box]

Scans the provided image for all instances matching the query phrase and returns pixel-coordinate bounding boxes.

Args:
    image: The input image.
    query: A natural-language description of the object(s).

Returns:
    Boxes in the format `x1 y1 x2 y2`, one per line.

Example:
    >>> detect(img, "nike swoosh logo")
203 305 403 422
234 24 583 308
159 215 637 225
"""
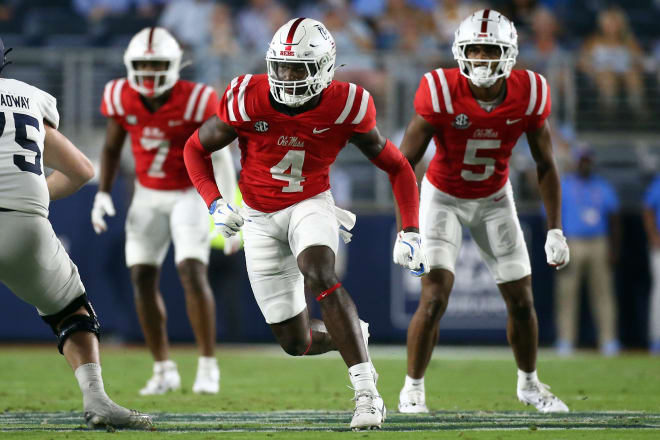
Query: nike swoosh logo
168 120 184 126
494 195 505 202
313 127 330 134
506 118 522 125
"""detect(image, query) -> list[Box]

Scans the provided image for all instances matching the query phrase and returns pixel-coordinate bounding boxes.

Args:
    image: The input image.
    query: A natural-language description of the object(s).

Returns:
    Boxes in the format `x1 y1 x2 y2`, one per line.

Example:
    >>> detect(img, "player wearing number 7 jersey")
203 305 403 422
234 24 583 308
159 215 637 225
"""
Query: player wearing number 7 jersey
396 10 570 414
92 27 238 396
184 18 425 430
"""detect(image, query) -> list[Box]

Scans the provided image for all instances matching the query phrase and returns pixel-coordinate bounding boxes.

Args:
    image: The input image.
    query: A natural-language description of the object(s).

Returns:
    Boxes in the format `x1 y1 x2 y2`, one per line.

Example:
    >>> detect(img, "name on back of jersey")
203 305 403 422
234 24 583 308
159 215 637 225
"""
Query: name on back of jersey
0 93 30 110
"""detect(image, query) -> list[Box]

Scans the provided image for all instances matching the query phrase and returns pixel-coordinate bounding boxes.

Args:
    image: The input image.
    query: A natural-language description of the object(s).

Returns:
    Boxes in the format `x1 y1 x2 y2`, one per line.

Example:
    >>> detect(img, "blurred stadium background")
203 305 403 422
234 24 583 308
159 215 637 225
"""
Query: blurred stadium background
1 0 659 354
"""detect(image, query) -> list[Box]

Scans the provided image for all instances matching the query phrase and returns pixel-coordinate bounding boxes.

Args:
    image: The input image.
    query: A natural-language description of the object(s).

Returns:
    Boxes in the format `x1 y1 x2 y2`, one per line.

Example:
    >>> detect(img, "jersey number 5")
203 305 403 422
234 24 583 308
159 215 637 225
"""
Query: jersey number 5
271 150 305 193
0 112 42 176
461 139 501 181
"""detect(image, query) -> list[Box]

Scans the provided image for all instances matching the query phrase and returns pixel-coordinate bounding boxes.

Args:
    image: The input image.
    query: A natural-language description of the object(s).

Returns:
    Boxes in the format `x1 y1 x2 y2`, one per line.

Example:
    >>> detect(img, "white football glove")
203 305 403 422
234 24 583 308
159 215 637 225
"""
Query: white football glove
91 191 116 234
393 231 428 276
210 198 244 238
545 228 570 270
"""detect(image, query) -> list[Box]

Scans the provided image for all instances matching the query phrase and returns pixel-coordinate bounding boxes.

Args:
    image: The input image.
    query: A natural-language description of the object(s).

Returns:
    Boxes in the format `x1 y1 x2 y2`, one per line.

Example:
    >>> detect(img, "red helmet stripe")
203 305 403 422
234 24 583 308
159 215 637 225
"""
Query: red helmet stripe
145 27 155 54
284 18 305 51
480 9 490 33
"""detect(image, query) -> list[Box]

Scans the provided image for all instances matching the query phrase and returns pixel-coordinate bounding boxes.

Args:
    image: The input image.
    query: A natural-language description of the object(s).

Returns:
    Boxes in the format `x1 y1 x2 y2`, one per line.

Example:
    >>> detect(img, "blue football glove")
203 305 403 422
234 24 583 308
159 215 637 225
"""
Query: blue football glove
209 198 244 238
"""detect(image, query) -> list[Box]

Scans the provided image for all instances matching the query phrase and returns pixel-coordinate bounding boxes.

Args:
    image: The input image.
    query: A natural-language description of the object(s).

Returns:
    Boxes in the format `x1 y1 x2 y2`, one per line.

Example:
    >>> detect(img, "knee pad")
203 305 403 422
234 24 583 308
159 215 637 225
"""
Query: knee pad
41 294 101 354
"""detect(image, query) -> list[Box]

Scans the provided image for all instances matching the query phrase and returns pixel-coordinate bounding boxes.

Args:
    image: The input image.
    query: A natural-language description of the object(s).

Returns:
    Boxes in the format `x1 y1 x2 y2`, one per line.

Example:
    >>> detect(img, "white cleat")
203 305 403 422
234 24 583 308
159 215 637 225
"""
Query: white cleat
517 381 569 413
350 390 386 430
84 399 153 430
192 358 220 394
139 360 181 396
398 386 429 414
359 320 378 385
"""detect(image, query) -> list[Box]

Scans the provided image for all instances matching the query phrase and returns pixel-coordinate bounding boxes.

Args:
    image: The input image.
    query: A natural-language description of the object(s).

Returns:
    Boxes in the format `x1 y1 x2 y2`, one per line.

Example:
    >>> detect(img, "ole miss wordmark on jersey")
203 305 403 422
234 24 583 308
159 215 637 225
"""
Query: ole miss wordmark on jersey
415 68 551 199
217 74 375 212
101 79 218 190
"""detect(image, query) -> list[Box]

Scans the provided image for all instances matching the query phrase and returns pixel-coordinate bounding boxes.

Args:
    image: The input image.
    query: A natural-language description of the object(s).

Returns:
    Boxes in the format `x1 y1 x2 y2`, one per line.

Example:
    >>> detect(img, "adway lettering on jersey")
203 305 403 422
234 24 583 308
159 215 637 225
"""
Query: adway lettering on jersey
277 136 305 148
473 128 499 138
0 93 30 109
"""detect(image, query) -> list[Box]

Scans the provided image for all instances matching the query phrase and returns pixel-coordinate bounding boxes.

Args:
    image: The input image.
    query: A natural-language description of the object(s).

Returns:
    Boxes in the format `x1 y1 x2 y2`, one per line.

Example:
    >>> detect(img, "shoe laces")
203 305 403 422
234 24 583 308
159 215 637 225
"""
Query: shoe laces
352 390 378 415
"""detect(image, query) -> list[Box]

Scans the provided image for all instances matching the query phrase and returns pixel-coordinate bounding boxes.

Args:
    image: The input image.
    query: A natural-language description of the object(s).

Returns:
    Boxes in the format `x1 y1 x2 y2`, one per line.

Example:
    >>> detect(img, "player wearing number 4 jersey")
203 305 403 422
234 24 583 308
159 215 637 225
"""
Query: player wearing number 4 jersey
184 18 426 430
396 10 570 414
92 27 238 396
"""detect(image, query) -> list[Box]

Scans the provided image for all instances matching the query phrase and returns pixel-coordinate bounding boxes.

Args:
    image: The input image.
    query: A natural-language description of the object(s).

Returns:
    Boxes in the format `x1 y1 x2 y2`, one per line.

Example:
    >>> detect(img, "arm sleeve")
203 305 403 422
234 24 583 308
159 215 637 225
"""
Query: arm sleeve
370 139 419 229
184 129 222 208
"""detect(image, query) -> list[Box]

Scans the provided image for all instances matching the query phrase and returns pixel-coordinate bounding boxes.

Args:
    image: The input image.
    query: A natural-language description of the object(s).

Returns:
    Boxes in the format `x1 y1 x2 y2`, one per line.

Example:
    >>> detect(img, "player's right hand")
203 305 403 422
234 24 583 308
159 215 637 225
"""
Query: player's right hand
544 228 570 270
210 198 244 238
393 231 429 276
91 191 116 234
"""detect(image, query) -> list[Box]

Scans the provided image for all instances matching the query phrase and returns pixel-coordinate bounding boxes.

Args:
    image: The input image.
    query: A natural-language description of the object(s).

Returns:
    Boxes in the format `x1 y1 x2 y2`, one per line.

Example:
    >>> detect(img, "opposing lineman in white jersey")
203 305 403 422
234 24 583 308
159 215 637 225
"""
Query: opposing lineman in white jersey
0 39 152 430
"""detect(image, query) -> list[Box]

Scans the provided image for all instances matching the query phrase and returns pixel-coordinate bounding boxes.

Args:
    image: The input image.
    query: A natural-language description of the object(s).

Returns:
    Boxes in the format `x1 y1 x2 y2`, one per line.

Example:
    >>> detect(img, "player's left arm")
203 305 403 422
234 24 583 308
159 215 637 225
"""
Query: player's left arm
350 127 419 233
527 121 562 230
43 124 95 200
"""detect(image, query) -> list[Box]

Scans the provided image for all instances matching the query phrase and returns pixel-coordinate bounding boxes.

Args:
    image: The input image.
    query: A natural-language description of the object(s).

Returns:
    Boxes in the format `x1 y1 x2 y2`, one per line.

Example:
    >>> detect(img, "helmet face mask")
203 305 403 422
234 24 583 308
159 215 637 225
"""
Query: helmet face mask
452 10 518 88
266 18 336 107
124 27 182 97
130 60 171 97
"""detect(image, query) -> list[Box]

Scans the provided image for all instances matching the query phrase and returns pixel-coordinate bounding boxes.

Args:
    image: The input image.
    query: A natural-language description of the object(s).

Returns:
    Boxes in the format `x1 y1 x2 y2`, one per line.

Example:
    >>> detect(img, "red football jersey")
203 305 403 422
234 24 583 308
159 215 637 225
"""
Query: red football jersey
101 79 218 190
415 68 551 199
217 74 376 212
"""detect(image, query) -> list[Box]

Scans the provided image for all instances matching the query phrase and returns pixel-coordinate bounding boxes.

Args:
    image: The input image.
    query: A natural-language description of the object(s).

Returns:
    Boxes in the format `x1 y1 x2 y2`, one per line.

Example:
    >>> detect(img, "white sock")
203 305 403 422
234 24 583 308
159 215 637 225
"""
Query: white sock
517 369 538 388
348 362 377 394
404 375 424 389
154 359 176 372
74 363 108 407
198 356 218 369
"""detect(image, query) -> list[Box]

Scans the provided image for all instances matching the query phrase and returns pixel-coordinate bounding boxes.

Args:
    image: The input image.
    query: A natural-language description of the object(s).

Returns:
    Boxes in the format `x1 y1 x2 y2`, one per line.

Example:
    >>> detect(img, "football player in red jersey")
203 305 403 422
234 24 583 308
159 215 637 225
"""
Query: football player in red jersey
396 10 570 414
91 27 238 396
184 18 426 430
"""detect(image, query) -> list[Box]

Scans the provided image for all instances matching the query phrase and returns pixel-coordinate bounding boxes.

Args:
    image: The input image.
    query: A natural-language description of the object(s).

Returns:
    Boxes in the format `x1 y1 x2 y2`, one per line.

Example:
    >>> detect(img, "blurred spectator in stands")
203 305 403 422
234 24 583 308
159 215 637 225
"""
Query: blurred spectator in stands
431 0 484 50
204 2 245 88
578 7 645 116
237 0 289 53
555 146 621 356
159 0 214 51
0 0 18 22
375 0 433 50
73 0 162 23
519 7 566 74
501 0 538 43
642 174 660 355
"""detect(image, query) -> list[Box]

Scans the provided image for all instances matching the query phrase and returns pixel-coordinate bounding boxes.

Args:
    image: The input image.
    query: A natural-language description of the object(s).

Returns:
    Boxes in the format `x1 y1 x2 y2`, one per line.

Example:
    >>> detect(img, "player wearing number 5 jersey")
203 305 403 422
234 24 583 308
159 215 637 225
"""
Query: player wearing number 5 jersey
184 18 425 430
92 27 238 396
396 10 570 414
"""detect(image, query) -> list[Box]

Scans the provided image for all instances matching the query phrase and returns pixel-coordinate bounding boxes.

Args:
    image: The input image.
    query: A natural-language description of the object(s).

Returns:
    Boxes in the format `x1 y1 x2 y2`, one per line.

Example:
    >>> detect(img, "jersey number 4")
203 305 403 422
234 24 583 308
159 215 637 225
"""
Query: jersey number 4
0 112 42 175
461 139 501 181
271 150 305 192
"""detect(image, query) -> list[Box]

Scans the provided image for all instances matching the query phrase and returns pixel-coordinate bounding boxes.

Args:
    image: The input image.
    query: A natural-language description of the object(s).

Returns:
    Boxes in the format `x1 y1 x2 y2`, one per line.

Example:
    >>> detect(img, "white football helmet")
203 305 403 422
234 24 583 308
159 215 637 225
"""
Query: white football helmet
266 18 337 107
452 9 518 88
124 27 182 97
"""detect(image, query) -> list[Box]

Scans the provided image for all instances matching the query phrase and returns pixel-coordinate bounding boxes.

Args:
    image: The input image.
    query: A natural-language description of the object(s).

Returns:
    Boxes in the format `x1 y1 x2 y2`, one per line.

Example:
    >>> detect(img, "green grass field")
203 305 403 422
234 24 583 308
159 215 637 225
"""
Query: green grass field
1 344 658 439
